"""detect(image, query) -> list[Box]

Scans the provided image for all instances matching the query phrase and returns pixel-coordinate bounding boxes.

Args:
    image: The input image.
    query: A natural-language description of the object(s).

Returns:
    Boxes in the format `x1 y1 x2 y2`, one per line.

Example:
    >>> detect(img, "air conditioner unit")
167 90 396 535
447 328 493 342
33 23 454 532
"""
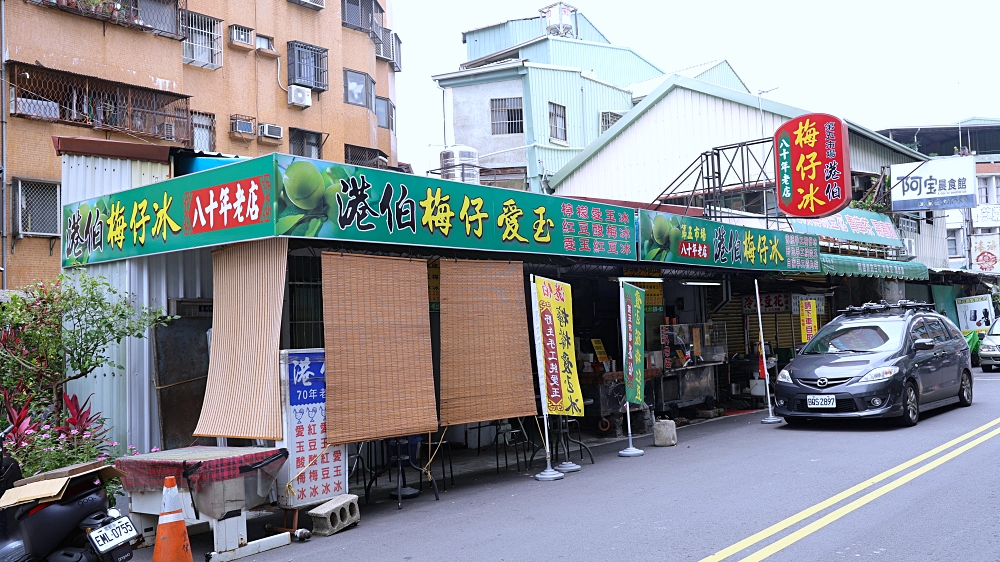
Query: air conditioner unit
903 237 916 257
230 117 254 135
157 122 176 141
259 123 283 139
288 85 313 108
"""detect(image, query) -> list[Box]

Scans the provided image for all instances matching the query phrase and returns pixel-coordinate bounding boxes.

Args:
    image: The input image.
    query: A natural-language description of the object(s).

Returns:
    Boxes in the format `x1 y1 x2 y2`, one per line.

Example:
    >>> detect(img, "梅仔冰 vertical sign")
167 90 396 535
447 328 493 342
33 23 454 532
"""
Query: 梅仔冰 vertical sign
531 277 583 416
775 113 852 218
620 283 645 404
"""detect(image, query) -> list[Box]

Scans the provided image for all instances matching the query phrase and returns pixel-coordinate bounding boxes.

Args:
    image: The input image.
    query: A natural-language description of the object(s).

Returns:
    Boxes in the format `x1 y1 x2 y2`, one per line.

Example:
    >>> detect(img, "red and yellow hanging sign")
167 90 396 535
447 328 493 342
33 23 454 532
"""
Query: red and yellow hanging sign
775 113 851 218
531 276 584 417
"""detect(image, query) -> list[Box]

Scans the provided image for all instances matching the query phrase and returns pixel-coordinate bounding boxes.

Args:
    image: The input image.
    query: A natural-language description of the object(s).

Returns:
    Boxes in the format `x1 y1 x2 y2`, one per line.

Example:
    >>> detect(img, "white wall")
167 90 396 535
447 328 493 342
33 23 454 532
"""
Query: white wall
450 79 527 168
555 86 789 204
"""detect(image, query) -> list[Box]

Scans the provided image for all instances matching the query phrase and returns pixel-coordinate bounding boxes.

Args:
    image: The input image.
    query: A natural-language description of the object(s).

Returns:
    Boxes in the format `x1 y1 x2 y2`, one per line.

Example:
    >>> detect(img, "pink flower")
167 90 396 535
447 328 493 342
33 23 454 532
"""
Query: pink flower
83 431 91 437
150 447 160 452
41 433 50 439
19 441 27 447
70 429 79 435
96 457 106 462
110 441 119 447
41 425 50 430
58 434 66 440
24 429 35 435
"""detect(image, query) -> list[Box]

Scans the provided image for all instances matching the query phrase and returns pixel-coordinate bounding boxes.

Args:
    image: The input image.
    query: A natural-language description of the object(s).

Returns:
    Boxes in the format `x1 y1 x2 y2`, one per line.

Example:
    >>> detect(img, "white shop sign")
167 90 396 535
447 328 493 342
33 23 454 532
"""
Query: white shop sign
891 157 977 212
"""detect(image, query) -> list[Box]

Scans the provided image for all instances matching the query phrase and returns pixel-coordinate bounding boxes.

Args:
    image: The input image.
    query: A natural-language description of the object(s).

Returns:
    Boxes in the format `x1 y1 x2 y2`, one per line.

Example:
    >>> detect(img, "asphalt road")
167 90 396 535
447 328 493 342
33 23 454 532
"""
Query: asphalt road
135 367 1000 562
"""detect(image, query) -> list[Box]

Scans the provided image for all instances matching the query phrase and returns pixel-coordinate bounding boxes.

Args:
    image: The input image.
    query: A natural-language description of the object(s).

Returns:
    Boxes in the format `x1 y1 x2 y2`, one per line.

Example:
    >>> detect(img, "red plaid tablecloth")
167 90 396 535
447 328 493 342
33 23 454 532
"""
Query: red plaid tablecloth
115 446 286 493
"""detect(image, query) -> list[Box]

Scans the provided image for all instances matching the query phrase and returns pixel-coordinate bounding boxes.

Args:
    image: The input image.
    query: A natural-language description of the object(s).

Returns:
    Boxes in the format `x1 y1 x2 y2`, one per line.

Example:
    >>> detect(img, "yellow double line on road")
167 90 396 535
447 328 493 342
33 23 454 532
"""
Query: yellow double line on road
700 416 1000 562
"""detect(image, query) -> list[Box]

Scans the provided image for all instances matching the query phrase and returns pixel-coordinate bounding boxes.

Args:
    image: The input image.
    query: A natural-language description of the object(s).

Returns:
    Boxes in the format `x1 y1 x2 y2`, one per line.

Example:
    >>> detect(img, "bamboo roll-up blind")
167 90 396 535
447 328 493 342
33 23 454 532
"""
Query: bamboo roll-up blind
438 260 537 426
193 237 288 440
321 253 438 445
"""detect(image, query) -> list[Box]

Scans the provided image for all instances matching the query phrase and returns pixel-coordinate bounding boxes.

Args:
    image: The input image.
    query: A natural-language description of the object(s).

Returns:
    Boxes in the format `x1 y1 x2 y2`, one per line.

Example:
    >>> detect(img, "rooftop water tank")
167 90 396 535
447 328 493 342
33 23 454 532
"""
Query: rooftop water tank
440 145 480 184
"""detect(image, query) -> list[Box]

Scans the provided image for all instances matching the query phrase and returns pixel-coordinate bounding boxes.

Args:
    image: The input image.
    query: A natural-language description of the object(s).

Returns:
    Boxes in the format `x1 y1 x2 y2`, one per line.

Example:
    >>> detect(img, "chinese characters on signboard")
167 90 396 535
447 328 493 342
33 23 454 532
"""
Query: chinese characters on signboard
971 234 1000 273
639 210 821 272
775 113 852 218
274 155 634 261
799 300 818 343
742 293 791 315
531 276 584 417
62 158 276 267
972 205 1000 229
621 283 645 405
278 351 348 509
788 207 903 248
890 157 976 212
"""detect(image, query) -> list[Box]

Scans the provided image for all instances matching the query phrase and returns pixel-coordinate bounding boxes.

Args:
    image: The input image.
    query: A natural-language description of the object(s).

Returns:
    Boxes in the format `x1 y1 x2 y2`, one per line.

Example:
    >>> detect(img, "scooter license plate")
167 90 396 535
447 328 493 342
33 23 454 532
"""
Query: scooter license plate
88 516 138 554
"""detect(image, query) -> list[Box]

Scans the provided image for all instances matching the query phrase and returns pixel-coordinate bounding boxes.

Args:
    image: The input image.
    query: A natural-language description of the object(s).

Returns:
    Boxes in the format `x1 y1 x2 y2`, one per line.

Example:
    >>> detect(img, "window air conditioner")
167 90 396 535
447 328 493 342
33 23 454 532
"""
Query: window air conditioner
258 123 283 139
288 85 313 108
157 122 176 141
903 237 916 257
230 117 255 135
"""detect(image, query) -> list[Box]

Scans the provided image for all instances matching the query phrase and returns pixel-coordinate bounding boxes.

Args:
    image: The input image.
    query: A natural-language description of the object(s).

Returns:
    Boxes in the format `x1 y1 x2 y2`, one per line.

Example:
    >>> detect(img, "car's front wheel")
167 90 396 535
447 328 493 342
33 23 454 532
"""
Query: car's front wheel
982 364 993 373
959 371 973 407
897 382 919 427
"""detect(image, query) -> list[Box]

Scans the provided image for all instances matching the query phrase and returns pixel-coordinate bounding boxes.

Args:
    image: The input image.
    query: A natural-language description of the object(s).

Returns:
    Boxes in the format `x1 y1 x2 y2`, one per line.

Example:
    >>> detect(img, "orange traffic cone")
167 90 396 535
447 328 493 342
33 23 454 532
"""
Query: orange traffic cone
152 476 193 562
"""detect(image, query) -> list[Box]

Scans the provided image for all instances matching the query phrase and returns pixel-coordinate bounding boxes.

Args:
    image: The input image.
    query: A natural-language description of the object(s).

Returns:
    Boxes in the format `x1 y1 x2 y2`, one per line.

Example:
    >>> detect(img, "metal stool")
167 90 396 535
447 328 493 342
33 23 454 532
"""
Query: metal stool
427 438 454 490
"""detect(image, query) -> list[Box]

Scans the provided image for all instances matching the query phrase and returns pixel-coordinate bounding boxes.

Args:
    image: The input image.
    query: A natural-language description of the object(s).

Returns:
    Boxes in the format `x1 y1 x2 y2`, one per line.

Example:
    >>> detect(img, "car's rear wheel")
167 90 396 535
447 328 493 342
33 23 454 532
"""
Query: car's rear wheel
982 364 993 373
959 371 973 407
897 382 919 427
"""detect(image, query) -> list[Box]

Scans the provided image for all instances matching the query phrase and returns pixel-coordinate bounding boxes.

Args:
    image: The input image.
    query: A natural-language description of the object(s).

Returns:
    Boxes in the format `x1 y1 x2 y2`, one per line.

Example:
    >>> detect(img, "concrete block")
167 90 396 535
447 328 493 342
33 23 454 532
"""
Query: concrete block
653 420 677 447
695 408 723 419
307 494 360 536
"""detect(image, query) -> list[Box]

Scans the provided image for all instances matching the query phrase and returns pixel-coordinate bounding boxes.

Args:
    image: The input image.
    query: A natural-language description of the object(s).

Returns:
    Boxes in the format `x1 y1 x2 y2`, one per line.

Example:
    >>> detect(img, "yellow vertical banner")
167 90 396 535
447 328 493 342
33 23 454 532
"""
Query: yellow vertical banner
799 299 818 342
531 276 584 416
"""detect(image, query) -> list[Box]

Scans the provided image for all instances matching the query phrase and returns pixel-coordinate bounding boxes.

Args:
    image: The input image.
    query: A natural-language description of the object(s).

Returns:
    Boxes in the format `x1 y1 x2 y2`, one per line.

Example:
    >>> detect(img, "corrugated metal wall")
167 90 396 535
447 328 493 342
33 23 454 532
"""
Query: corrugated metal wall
524 66 633 181
556 86 792 203
464 15 610 61
546 39 662 88
847 131 917 175
695 63 749 93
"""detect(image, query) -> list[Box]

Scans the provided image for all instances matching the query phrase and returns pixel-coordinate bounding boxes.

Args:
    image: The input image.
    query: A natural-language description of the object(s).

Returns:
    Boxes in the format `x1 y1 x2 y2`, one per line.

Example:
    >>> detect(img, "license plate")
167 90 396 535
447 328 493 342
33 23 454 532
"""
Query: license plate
806 395 836 408
89 516 138 553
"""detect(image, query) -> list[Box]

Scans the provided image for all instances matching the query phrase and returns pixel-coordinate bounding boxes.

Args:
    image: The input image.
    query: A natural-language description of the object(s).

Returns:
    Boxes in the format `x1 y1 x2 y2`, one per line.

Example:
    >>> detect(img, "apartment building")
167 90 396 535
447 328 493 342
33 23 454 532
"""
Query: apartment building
2 0 402 288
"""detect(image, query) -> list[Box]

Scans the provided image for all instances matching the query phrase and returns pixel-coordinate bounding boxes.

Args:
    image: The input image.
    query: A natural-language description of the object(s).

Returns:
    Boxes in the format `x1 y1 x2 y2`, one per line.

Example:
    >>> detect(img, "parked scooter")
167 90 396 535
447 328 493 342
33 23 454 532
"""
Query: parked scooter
0 425 136 562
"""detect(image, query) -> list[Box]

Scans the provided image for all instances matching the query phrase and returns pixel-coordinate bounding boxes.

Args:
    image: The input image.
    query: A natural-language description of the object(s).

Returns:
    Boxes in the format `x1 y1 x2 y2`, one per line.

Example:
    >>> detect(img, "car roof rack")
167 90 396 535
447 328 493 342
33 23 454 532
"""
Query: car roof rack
838 300 936 316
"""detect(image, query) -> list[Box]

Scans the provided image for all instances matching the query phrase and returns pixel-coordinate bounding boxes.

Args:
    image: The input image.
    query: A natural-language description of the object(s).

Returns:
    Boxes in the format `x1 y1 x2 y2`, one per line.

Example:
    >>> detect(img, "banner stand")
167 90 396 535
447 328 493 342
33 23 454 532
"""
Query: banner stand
554 416 582 473
529 275 565 482
618 280 645 457
755 279 783 425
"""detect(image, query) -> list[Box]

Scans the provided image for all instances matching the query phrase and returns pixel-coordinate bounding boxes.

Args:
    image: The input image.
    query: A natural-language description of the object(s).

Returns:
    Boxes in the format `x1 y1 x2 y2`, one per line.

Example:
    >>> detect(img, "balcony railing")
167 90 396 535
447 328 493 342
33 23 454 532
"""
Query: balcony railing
9 62 191 142
24 0 186 40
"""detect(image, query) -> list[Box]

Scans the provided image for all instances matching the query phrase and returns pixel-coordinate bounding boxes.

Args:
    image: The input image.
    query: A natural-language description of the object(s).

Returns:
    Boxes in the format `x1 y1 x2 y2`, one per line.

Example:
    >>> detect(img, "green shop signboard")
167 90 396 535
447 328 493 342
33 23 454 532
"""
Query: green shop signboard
63 158 275 267
638 210 821 272
272 155 636 260
62 155 639 266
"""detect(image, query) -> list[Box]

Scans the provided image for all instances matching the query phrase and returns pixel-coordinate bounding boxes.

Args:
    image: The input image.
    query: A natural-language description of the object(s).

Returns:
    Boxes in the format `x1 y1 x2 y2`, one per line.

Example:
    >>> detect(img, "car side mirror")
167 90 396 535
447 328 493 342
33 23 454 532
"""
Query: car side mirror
979 332 987 341
913 338 935 351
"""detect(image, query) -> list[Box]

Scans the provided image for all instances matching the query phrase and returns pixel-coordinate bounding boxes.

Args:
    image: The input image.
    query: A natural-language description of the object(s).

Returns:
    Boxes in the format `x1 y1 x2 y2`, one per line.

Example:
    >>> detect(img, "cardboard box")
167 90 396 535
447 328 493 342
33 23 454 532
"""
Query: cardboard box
0 462 125 509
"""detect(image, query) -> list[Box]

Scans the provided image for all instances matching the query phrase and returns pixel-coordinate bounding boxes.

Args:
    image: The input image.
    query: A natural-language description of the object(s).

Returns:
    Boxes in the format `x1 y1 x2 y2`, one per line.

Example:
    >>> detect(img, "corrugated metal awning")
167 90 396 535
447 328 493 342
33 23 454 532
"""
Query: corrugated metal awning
820 254 928 281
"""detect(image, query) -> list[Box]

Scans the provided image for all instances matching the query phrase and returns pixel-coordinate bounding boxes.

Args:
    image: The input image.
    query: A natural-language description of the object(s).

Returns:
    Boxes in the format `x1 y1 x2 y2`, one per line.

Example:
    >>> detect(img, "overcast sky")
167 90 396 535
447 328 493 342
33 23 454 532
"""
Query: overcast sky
393 0 1000 174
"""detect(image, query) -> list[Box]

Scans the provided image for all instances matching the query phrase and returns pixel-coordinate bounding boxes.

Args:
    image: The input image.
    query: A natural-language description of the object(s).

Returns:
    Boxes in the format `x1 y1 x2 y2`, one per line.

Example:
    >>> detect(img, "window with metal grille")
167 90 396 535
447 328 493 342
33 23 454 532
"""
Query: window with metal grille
600 111 622 134
8 62 191 142
23 0 184 39
341 0 383 31
548 102 566 141
344 69 374 109
979 177 991 205
947 229 959 256
229 24 254 46
182 12 223 70
490 98 523 135
13 179 60 237
899 214 919 234
285 255 324 349
345 144 387 168
288 41 329 91
290 128 323 159
375 97 395 130
190 111 216 151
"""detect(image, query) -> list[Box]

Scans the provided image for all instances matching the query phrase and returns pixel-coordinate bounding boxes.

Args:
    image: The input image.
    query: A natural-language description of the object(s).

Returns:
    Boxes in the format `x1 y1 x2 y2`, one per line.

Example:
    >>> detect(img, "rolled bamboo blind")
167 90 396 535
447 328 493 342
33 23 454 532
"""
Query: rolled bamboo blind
193 237 288 440
321 253 438 445
438 260 537 426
